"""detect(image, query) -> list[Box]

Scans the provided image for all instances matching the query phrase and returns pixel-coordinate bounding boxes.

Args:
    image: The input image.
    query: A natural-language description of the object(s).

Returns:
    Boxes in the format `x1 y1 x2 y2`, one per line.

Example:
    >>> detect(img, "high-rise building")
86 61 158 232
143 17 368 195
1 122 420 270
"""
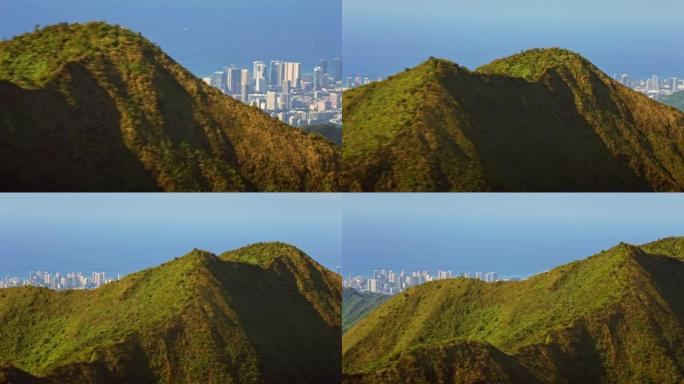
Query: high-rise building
651 74 660 91
252 61 266 81
484 272 498 282
255 76 265 93
224 66 241 95
368 278 378 293
313 66 324 91
279 92 290 111
210 71 226 92
333 57 342 82
240 68 249 102
269 60 285 87
346 76 354 88
329 92 341 108
253 61 267 92
284 62 301 88
266 91 278 110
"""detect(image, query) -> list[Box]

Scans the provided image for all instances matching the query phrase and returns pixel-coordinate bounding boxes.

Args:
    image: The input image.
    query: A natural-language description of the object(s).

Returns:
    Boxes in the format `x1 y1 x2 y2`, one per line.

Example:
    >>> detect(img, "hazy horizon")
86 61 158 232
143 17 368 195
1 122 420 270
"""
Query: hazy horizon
342 194 684 277
0 194 342 277
344 0 684 80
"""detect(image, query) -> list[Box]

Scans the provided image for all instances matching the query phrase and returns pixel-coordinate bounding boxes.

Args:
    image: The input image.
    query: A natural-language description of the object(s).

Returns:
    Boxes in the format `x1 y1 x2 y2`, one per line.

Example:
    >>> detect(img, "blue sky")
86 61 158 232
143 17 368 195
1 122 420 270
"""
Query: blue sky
2 193 682 280
0 194 341 276
343 194 684 277
344 0 684 79
1 0 341 76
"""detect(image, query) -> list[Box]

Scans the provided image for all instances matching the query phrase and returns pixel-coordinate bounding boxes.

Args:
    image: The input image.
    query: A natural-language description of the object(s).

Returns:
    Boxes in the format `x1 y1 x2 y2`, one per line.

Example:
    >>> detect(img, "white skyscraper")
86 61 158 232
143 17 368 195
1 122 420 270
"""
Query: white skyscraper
651 74 660 91
266 91 277 110
284 62 301 88
368 278 378 293
240 68 249 102
253 61 266 92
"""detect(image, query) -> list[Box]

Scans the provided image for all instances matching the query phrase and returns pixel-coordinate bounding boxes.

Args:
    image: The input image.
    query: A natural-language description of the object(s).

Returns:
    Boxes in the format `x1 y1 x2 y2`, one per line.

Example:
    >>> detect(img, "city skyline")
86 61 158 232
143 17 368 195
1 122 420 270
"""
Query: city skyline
1 270 124 290
202 56 343 126
342 194 684 277
344 267 508 296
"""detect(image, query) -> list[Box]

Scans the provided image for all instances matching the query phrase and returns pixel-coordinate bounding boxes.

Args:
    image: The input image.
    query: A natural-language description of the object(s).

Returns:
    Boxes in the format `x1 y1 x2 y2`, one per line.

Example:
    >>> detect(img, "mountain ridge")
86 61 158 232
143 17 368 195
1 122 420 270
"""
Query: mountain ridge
0 22 339 191
342 48 684 191
0 242 341 384
342 237 684 383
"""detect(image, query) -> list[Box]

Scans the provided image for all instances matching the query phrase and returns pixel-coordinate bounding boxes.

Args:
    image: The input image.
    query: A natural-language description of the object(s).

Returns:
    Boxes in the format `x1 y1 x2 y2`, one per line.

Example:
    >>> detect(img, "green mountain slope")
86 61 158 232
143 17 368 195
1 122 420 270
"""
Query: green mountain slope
342 288 390 333
0 242 341 384
342 237 684 383
0 22 339 191
342 48 684 191
661 92 684 112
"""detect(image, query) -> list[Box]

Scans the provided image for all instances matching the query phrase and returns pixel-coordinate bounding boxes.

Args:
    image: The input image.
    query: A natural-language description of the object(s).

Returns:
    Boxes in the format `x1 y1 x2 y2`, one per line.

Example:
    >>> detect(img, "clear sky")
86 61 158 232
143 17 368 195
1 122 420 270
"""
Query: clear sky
1 0 341 76
343 194 684 277
344 0 684 79
0 194 341 277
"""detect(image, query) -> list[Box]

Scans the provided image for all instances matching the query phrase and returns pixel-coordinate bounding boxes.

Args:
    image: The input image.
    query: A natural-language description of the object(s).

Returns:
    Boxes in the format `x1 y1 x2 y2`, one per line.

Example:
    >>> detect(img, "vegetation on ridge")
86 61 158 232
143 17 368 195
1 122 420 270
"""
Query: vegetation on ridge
0 22 339 191
0 242 341 384
342 237 684 383
342 48 684 192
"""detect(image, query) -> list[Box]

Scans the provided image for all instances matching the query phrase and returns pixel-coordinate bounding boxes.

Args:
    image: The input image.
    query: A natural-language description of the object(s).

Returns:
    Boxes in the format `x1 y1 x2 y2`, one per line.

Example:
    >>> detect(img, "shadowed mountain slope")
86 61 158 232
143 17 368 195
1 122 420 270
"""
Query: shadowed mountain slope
342 288 390 333
342 237 684 383
0 22 339 191
342 48 684 191
0 242 341 384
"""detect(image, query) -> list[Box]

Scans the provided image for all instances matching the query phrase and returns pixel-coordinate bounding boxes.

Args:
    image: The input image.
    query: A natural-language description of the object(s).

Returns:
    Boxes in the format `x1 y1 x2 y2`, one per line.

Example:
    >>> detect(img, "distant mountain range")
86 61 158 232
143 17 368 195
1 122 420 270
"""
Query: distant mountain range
342 288 389 333
0 22 339 191
342 237 684 383
342 48 684 191
0 242 341 384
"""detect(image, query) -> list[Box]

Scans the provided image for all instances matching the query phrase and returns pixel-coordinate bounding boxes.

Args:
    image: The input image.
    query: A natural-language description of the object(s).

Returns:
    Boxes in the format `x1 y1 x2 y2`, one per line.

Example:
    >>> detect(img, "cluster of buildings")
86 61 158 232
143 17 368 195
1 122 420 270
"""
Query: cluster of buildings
343 268 503 295
345 74 377 89
202 58 343 127
0 271 122 291
614 73 683 100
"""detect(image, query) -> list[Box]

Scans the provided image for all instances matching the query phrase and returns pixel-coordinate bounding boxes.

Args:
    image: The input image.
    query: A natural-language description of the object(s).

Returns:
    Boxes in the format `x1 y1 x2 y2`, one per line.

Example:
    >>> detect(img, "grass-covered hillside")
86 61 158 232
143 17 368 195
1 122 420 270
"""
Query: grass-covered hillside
342 237 684 383
0 22 339 191
0 242 341 384
342 48 684 191
342 288 390 333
